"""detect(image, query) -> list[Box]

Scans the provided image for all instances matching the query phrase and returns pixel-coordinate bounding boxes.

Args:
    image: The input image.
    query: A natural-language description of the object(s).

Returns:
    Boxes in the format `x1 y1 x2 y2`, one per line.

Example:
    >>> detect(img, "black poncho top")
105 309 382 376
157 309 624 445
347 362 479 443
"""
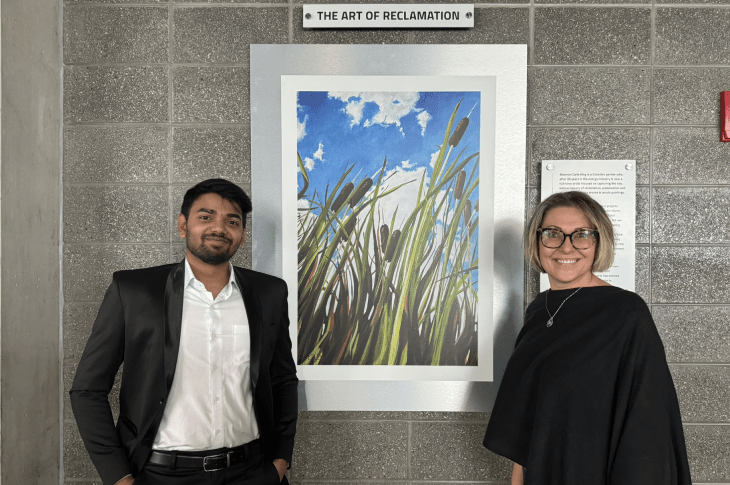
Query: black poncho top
484 286 691 485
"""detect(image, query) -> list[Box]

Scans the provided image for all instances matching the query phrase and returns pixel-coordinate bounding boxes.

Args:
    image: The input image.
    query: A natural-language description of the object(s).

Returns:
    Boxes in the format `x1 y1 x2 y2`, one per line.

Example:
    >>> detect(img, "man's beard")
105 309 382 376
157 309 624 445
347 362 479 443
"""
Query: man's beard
187 235 238 265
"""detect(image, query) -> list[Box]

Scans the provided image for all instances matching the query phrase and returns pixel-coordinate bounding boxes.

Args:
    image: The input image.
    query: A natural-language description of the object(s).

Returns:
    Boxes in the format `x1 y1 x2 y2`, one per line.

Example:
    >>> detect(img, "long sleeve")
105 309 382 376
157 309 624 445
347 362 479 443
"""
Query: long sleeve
70 273 133 485
269 284 299 464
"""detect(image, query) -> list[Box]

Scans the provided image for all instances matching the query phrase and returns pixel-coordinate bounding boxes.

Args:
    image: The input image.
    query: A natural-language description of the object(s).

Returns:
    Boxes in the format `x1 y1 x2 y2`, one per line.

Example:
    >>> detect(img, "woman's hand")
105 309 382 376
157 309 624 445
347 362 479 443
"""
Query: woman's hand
511 462 523 485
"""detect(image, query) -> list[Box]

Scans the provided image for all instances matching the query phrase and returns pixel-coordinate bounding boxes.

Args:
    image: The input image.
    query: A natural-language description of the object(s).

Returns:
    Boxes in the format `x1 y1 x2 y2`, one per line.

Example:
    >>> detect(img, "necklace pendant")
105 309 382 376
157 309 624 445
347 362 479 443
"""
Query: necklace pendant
546 317 554 327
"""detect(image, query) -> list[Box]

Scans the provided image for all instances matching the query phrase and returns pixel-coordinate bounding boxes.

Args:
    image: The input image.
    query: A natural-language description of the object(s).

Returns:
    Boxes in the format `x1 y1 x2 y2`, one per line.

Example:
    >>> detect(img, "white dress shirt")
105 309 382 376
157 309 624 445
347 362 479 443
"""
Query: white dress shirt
152 259 260 451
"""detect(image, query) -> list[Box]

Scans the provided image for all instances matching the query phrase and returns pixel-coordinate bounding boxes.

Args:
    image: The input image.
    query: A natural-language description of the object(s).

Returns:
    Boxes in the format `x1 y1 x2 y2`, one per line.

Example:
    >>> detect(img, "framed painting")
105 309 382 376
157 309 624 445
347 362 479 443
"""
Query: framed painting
283 76 493 381
251 45 525 410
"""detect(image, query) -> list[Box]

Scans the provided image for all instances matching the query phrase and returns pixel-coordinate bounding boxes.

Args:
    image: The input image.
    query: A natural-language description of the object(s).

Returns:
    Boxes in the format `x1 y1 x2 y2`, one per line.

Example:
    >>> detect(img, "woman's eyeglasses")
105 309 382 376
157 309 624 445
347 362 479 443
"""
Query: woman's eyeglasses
537 228 598 250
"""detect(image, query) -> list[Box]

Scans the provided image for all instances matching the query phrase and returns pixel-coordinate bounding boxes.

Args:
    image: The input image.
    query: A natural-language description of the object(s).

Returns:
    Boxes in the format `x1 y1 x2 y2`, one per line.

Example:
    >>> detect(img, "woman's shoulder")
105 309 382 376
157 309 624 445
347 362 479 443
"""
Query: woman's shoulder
594 286 647 307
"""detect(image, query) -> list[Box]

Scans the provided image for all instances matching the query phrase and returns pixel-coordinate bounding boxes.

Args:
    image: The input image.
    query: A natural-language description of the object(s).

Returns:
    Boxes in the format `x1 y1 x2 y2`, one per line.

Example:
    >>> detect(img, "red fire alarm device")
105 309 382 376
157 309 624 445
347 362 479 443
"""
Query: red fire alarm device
722 91 730 142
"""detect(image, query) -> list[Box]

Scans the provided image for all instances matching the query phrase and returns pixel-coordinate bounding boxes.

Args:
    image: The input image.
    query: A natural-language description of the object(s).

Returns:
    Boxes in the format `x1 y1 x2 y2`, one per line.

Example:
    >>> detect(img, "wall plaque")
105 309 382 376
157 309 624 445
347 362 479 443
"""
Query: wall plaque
303 4 474 29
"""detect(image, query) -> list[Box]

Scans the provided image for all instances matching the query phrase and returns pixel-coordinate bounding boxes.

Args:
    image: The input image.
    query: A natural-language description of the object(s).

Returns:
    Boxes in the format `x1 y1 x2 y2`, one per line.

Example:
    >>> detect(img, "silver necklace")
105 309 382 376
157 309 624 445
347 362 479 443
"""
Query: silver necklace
545 287 582 327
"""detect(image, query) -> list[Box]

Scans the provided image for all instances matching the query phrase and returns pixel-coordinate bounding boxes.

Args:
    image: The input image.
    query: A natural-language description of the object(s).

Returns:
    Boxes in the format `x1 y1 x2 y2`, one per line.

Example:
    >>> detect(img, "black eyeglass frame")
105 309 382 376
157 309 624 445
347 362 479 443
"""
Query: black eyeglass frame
537 228 599 250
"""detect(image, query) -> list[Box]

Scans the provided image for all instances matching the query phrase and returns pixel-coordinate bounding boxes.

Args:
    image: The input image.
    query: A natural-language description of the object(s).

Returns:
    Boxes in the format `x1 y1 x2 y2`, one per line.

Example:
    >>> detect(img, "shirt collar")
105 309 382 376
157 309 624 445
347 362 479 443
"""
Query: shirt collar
183 257 239 293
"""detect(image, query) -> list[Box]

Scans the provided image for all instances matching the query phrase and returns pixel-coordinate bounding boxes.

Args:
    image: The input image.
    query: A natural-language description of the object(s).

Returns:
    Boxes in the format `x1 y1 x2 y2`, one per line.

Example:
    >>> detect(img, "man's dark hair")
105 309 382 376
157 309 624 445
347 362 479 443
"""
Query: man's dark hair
180 179 252 227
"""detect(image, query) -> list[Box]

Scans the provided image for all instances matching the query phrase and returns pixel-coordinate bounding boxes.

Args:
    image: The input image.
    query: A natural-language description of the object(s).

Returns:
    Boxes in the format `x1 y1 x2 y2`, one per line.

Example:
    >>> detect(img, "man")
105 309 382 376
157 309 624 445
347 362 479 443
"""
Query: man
71 179 298 485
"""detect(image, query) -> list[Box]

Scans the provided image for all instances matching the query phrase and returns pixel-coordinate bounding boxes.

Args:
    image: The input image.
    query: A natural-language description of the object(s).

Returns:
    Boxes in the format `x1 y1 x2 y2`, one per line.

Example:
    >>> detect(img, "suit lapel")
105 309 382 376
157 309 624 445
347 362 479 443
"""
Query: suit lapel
235 267 263 390
163 260 186 392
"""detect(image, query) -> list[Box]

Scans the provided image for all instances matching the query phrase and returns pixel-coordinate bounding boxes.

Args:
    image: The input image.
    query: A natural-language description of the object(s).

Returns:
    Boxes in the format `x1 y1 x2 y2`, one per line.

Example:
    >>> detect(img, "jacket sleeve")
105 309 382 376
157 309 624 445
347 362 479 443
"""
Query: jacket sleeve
269 284 299 464
70 273 133 485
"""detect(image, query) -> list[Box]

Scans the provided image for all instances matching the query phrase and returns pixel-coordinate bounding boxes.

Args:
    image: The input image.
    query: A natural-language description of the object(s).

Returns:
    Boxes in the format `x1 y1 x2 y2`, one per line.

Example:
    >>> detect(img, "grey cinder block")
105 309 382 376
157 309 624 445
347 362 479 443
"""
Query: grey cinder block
64 6 167 64
652 187 730 244
172 128 251 184
653 306 730 363
63 185 169 243
173 8 288 64
534 8 650 65
64 66 168 123
291 421 408 480
653 127 730 184
684 425 730 482
531 68 650 125
656 8 730 65
411 421 511 480
651 247 730 304
653 68 730 125
64 126 168 184
63 245 170 301
670 366 730 423
173 67 249 123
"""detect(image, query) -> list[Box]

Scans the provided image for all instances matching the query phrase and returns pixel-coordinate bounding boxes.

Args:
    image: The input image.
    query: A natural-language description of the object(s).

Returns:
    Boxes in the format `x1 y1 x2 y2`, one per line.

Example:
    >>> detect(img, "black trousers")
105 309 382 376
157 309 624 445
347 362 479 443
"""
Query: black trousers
135 452 286 485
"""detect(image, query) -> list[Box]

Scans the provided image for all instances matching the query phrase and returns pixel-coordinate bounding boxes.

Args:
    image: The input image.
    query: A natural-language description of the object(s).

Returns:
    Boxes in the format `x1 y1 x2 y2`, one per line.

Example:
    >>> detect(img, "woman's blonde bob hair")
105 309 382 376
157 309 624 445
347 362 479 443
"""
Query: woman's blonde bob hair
525 191 615 273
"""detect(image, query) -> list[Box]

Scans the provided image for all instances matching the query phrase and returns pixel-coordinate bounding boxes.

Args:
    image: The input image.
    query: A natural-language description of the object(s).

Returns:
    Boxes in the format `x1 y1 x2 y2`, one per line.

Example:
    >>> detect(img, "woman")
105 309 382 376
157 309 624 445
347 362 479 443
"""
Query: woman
484 191 691 485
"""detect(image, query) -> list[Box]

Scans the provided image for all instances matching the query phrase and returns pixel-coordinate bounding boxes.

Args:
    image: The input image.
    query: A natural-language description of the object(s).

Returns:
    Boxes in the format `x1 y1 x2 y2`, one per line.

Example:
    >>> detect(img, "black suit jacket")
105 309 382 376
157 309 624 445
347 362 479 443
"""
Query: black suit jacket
70 261 298 485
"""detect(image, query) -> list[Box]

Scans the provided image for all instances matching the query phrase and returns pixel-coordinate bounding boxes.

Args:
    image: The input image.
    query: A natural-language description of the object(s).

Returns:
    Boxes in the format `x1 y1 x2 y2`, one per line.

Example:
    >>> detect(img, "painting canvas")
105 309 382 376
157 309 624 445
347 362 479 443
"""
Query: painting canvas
282 76 495 380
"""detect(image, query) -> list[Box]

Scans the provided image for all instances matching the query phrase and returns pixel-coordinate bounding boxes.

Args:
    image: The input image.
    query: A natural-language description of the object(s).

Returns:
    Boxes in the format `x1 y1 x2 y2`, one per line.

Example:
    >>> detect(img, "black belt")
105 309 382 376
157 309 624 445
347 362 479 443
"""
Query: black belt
148 439 262 472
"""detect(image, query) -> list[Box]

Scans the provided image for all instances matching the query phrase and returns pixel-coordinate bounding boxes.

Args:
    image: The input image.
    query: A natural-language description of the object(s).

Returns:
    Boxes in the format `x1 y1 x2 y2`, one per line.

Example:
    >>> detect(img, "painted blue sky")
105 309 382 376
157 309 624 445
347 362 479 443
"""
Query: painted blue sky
296 91 481 227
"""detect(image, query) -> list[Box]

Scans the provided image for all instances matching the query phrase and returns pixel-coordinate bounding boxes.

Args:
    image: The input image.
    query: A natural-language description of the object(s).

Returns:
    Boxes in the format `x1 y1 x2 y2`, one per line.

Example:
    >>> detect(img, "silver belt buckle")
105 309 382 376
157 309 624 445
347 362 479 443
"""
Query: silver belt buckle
203 452 230 472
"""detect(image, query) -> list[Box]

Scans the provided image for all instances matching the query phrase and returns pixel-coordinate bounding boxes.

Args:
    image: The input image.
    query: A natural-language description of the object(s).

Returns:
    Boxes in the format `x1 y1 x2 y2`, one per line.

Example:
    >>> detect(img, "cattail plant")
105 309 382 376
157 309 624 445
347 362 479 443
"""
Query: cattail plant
384 229 401 262
331 182 354 212
455 170 466 199
339 216 357 242
349 178 373 208
380 224 390 253
465 200 473 226
449 118 469 147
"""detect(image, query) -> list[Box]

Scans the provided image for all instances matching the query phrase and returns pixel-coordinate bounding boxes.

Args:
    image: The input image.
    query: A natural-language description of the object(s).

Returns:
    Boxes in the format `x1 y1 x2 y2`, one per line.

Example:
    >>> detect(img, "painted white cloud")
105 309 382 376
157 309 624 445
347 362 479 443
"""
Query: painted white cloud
300 143 324 172
297 115 308 141
328 92 422 135
313 143 325 161
401 160 413 169
430 149 441 168
416 110 432 136
376 165 429 229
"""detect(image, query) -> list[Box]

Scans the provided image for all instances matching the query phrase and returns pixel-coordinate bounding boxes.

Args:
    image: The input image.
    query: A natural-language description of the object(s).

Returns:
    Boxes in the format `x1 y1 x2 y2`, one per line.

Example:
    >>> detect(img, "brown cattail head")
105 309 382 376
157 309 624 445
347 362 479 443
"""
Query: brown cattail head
465 200 473 226
449 118 469 147
349 178 373 208
380 224 390 253
384 229 401 262
455 171 466 199
331 182 354 212
339 216 357 242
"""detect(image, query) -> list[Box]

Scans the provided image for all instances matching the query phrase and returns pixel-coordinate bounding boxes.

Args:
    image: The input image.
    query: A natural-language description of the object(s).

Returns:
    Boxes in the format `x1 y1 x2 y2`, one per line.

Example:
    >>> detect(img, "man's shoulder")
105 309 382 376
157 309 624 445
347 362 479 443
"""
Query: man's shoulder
233 266 286 288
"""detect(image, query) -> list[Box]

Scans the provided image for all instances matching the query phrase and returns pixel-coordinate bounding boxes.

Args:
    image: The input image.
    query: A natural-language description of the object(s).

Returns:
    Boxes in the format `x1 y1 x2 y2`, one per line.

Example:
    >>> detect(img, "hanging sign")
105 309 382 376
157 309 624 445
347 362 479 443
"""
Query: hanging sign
303 4 474 29
541 160 636 292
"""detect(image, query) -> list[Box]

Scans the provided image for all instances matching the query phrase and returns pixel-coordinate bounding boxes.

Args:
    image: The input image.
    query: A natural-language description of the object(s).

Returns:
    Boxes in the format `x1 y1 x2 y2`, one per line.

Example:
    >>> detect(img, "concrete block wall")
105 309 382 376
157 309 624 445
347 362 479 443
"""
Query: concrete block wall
61 0 730 484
